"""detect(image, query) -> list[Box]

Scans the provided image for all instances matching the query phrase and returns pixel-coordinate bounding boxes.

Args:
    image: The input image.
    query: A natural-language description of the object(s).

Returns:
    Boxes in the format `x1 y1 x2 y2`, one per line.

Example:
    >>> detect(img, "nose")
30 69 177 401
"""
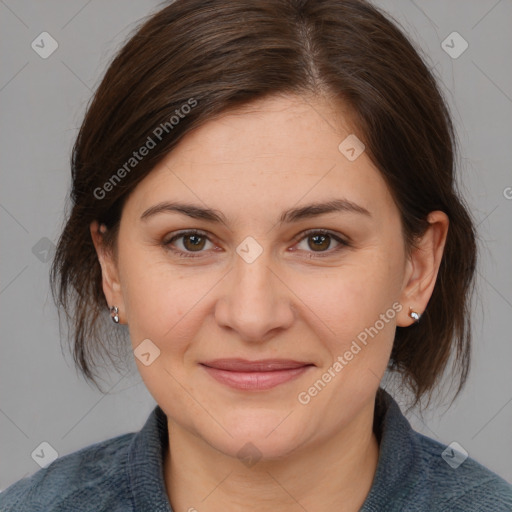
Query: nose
214 246 295 343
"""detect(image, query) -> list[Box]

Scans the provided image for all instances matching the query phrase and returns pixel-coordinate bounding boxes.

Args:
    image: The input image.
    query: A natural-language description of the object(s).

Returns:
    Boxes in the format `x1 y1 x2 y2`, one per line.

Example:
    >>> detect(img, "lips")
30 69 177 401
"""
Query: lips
200 359 314 391
201 359 312 372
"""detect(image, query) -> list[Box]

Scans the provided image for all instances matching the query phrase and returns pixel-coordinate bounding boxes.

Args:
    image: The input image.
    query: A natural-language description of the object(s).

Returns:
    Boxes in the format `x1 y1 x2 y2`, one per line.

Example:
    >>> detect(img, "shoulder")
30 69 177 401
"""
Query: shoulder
366 390 512 511
414 431 512 511
0 432 136 512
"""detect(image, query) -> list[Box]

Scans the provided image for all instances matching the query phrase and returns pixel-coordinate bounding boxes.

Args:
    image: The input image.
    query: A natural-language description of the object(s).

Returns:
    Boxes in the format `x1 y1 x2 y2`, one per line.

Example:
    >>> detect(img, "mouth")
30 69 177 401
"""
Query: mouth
200 359 314 391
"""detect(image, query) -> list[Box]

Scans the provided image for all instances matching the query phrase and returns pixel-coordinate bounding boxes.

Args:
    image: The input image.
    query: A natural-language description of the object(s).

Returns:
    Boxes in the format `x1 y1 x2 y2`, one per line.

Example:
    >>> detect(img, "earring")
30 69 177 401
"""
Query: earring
408 307 421 322
110 306 120 324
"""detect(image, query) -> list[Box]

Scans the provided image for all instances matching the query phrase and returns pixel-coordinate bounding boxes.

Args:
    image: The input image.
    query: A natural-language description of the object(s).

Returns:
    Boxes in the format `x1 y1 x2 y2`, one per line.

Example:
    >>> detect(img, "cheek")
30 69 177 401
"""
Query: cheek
308 249 403 333
301 248 404 388
118 250 208 410
118 244 193 348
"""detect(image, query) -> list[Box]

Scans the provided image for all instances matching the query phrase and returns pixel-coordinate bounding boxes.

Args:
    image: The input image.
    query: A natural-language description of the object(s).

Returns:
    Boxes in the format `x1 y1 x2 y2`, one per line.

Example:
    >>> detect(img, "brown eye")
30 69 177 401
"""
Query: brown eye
181 233 207 251
307 233 332 251
294 229 349 257
164 230 214 258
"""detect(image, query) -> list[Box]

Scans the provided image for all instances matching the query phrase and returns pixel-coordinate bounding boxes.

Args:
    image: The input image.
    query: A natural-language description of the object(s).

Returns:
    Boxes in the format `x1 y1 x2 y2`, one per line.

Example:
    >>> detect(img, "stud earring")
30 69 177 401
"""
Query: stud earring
110 306 120 324
408 307 421 322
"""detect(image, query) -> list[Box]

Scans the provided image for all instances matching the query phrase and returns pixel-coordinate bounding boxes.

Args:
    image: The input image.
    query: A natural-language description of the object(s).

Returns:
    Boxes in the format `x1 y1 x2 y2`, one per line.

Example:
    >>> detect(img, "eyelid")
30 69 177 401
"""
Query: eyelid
292 228 350 245
163 228 211 244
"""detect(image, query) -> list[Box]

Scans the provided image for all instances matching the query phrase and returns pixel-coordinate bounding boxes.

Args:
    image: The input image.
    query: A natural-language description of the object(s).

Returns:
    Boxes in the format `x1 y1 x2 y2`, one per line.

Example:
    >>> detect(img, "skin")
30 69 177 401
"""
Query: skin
91 93 448 511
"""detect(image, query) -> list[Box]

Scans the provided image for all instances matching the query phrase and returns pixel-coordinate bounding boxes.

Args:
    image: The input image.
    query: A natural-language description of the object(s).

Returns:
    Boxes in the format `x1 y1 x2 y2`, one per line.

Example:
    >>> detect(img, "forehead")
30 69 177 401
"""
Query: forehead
123 94 397 226
171 94 358 165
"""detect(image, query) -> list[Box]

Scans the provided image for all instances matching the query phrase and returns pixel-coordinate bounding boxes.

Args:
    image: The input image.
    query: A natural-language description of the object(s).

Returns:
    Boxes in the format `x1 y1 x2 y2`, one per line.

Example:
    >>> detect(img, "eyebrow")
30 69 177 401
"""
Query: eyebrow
140 198 371 225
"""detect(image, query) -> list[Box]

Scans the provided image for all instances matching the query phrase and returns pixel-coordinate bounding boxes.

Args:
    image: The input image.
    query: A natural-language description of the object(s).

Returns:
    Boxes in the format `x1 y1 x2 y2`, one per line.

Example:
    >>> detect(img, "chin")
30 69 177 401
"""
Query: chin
200 412 308 462
215 434 303 464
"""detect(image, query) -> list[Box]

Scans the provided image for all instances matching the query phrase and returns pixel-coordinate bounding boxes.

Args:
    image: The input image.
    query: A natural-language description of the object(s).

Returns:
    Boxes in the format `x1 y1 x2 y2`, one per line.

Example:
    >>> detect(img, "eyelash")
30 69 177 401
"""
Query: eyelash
163 229 350 259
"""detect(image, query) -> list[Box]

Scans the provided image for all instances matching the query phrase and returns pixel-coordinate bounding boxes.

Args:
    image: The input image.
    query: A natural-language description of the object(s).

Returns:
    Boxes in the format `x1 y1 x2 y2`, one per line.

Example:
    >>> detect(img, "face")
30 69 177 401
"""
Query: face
94 94 430 461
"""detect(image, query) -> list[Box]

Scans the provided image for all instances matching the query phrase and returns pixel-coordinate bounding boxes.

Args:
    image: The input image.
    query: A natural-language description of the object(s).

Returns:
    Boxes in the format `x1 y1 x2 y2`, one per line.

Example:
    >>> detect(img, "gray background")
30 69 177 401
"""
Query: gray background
1 0 511 491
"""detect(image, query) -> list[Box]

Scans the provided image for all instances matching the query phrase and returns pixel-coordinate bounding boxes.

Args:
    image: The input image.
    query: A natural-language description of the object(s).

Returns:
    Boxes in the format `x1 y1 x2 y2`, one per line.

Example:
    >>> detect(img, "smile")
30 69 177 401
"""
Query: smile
200 359 314 391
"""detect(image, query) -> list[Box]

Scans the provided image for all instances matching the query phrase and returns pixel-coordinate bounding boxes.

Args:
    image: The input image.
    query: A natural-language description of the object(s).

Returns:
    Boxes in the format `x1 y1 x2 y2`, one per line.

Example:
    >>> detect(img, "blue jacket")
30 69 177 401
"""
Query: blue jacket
1 389 511 511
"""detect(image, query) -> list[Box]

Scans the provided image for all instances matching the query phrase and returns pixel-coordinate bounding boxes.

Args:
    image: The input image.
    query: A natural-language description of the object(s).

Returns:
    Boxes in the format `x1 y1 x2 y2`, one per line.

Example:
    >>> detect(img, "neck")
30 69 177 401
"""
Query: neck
164 398 380 512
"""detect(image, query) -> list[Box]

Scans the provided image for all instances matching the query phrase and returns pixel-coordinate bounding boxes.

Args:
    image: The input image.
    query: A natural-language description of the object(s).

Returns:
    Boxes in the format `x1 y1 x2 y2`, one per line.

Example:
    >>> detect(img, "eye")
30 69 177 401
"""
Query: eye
292 229 349 257
163 229 214 258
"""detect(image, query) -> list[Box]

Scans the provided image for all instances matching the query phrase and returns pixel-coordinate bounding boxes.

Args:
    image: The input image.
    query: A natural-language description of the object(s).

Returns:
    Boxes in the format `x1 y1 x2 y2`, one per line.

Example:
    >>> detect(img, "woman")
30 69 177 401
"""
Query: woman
1 0 511 510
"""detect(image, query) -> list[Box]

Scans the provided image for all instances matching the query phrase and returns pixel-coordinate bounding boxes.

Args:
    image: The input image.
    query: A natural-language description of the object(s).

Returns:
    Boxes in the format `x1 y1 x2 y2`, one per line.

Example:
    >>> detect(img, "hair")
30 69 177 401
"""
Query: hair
50 0 477 407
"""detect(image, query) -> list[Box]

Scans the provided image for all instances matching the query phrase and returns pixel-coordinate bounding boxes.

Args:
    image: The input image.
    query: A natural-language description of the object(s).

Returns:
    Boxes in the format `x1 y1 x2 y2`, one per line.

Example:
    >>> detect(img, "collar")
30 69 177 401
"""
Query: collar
127 403 173 512
361 388 423 510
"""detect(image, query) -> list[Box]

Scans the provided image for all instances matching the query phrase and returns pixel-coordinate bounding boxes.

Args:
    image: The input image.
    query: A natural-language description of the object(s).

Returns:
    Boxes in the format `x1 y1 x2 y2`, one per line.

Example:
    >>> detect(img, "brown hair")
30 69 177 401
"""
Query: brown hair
51 0 477 406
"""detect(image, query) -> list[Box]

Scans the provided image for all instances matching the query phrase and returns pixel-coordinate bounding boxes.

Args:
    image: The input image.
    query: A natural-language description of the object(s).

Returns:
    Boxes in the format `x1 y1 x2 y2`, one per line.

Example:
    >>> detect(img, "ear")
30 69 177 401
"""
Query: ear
90 220 126 324
397 211 449 327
